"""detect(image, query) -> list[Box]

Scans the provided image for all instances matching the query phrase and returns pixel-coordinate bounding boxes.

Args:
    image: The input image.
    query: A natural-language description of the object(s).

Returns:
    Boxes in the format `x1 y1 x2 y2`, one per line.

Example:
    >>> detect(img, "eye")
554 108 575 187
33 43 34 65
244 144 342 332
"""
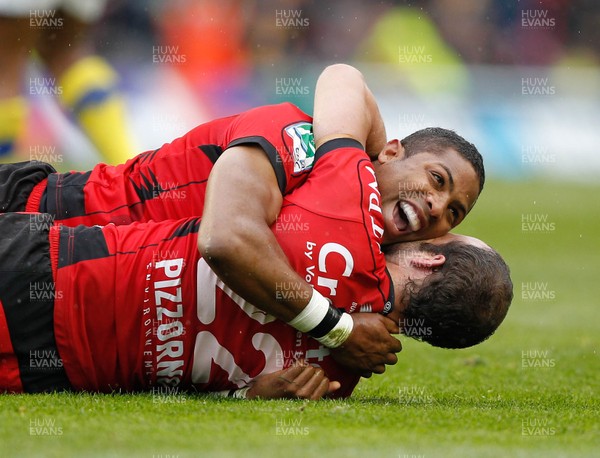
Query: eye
431 171 444 187
449 207 459 224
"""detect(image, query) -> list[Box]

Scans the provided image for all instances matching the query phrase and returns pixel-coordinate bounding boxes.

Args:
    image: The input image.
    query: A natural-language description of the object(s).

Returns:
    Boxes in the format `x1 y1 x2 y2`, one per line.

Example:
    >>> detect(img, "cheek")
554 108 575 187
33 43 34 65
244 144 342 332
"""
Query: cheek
379 181 397 204
425 220 452 239
381 200 394 227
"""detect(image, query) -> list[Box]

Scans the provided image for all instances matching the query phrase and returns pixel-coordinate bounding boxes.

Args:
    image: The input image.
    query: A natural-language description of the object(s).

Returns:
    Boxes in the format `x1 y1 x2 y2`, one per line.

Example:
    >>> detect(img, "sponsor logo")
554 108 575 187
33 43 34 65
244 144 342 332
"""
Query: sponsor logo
284 122 315 173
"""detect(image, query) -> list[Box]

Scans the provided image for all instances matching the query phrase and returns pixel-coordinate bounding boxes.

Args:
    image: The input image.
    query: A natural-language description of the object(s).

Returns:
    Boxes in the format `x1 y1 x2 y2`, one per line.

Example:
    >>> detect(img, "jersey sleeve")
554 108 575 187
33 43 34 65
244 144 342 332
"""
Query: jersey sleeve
276 138 394 315
226 103 315 195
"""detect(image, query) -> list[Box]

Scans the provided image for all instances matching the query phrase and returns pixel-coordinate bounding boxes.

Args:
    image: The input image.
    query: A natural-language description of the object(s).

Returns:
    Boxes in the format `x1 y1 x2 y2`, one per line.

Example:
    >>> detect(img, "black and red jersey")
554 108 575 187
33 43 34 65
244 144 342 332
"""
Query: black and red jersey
26 103 315 225
47 140 392 397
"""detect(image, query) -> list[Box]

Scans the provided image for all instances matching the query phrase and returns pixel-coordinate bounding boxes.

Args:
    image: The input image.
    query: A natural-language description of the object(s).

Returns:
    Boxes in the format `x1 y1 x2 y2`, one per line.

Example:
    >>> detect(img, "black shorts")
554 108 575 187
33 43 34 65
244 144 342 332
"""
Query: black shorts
0 161 56 213
0 212 71 392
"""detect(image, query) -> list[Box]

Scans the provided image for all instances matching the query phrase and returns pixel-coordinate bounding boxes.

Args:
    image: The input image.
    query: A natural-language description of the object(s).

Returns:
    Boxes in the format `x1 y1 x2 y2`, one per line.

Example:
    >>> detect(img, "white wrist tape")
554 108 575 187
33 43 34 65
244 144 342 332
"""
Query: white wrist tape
315 312 354 348
287 288 330 333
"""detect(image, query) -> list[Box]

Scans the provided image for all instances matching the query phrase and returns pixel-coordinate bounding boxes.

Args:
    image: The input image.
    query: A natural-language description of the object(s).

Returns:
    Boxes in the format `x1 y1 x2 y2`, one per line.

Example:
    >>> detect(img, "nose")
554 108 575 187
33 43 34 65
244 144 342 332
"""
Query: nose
426 192 447 219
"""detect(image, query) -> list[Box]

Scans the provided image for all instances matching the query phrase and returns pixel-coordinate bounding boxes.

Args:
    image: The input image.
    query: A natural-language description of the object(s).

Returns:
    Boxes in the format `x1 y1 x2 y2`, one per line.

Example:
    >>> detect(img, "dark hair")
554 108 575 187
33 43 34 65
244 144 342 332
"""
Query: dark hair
401 127 485 194
401 241 512 349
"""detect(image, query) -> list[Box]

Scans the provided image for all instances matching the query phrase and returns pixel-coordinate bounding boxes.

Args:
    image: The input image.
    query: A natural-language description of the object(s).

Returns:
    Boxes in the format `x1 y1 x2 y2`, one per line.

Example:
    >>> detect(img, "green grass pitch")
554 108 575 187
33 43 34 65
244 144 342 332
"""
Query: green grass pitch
1 178 599 457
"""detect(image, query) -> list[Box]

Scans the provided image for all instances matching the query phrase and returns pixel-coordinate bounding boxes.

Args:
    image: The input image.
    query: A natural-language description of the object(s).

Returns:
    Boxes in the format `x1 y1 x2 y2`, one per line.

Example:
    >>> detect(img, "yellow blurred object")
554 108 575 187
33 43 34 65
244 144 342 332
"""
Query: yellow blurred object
59 56 135 164
0 96 27 158
358 7 469 96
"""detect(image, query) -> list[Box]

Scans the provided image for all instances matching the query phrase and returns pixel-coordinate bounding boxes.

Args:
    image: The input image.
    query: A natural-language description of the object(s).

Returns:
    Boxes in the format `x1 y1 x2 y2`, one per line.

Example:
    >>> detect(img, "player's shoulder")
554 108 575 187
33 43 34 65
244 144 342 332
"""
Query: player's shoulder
240 102 311 120
310 137 372 181
285 141 378 223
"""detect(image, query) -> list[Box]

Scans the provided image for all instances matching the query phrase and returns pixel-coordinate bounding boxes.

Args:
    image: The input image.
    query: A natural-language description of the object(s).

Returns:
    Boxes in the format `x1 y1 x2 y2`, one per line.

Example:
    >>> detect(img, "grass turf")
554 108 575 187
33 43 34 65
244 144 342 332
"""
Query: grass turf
1 178 599 457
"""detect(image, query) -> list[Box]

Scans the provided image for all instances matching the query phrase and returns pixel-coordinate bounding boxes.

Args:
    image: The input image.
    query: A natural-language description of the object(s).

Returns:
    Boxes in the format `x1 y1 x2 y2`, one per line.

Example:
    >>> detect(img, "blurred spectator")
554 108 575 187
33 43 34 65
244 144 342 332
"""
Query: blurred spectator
0 0 136 164
152 0 256 117
356 2 470 96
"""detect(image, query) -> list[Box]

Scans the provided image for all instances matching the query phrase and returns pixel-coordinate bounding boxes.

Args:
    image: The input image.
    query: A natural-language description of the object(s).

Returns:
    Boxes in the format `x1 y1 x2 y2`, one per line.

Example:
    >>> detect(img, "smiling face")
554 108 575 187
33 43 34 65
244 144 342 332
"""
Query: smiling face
373 140 481 244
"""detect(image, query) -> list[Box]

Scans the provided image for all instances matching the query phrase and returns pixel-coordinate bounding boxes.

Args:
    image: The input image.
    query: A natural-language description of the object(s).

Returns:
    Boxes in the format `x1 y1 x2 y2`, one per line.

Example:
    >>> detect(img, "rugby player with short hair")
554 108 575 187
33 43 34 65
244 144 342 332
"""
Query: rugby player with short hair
0 64 485 376
0 215 511 397
0 0 135 164
0 90 511 396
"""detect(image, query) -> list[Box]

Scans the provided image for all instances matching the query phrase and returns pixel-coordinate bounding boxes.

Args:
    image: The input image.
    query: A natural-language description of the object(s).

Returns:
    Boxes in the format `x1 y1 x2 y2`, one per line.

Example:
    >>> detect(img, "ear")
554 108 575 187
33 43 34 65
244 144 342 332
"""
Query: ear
410 254 446 270
377 139 406 164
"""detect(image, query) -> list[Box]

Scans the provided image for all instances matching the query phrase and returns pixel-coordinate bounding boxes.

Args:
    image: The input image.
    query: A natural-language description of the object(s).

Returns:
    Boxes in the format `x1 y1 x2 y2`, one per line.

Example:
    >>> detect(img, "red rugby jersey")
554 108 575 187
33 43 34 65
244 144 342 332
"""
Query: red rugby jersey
34 103 315 225
52 139 392 397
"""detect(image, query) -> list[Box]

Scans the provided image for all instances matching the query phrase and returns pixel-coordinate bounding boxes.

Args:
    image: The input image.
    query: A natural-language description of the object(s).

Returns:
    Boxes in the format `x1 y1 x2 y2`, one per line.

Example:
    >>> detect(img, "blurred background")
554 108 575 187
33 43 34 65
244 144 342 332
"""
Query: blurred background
1 0 599 182
1 3 598 455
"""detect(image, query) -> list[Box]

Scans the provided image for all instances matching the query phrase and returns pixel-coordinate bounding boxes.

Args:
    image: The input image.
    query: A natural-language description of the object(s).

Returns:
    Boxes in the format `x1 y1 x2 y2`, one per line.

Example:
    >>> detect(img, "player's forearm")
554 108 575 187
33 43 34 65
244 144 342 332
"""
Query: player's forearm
313 63 386 158
201 220 312 322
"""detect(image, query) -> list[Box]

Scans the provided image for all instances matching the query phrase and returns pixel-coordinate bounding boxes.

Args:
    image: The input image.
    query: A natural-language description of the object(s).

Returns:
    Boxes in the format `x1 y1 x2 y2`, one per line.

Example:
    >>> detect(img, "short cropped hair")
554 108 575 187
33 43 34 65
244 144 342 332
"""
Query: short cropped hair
401 128 485 193
399 241 512 348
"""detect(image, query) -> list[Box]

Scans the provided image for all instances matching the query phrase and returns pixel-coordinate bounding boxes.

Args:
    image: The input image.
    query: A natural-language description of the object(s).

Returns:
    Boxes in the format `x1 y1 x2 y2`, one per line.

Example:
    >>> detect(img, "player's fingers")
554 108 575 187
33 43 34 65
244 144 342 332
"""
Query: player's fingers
275 364 309 393
307 377 331 400
294 367 328 399
291 365 317 387
385 335 402 353
327 381 341 395
280 363 307 381
359 353 391 374
361 371 373 378
385 352 399 365
381 315 400 334
371 364 386 375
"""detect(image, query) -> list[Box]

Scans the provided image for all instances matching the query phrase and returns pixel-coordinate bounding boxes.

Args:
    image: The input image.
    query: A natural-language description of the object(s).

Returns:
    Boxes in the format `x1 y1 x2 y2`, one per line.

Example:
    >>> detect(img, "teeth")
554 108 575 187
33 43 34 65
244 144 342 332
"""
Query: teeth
400 202 421 231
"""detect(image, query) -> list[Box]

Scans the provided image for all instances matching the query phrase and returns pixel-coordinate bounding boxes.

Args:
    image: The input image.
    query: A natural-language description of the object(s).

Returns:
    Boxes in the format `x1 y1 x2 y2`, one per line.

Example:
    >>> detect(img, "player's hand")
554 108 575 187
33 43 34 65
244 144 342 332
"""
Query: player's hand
247 363 340 400
330 313 401 377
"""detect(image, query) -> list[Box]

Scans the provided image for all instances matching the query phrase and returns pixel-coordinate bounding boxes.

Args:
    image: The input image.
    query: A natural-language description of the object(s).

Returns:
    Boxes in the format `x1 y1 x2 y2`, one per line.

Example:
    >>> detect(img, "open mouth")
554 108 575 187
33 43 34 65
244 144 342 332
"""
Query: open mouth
394 201 422 233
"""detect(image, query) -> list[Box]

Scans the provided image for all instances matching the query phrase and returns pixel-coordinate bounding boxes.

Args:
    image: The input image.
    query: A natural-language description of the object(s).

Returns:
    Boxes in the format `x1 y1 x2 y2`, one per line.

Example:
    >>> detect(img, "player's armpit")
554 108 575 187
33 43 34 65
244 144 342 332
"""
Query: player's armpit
315 133 362 150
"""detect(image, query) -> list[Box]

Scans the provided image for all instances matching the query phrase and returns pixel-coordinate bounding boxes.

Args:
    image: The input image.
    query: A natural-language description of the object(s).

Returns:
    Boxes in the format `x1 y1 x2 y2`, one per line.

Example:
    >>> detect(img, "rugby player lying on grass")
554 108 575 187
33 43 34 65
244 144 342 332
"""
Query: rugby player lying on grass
0 65 485 377
0 102 510 397
0 211 512 398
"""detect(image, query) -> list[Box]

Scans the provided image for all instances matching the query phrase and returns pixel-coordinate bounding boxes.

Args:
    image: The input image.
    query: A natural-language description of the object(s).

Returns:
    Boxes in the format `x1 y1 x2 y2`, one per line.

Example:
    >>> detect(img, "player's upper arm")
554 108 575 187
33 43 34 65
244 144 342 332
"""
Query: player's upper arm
313 64 373 150
198 145 282 257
